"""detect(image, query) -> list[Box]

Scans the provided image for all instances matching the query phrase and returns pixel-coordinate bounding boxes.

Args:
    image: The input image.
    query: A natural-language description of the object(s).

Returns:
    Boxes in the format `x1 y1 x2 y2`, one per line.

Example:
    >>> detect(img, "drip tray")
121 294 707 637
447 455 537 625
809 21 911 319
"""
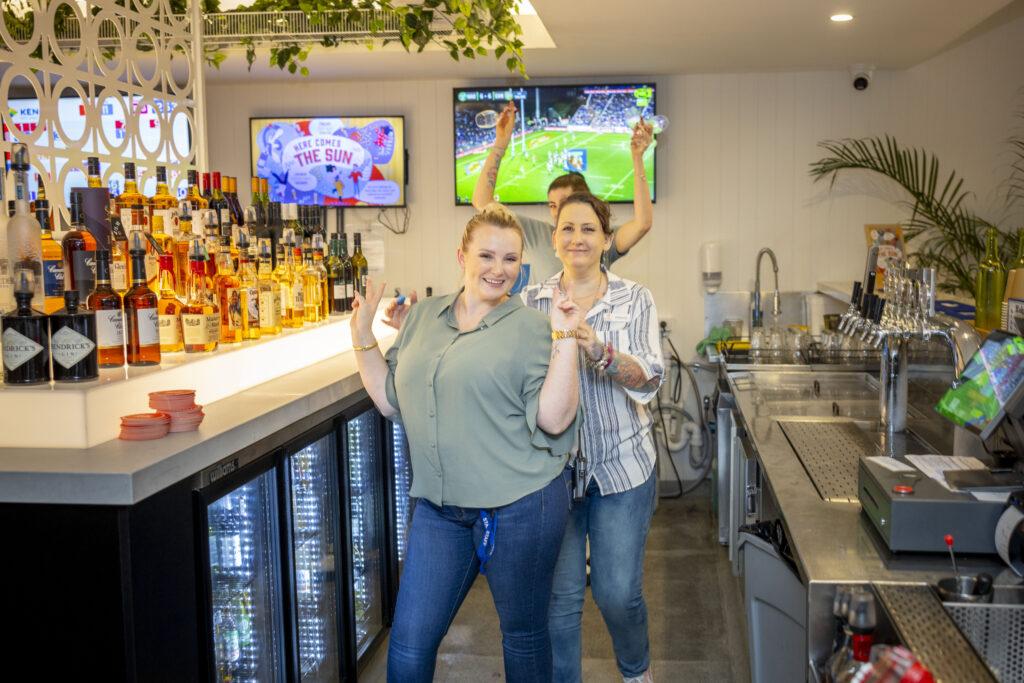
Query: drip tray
776 418 877 503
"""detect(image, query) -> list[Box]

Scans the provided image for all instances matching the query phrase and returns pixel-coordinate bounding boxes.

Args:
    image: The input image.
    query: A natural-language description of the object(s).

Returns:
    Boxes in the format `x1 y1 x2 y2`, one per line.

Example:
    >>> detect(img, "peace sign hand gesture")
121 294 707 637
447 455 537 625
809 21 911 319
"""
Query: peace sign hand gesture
351 278 387 345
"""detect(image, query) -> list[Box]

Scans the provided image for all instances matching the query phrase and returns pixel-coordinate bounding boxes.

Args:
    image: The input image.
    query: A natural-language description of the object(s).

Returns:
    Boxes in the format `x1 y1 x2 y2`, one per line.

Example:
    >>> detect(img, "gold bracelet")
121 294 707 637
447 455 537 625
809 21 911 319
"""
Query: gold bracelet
552 329 578 340
352 340 378 352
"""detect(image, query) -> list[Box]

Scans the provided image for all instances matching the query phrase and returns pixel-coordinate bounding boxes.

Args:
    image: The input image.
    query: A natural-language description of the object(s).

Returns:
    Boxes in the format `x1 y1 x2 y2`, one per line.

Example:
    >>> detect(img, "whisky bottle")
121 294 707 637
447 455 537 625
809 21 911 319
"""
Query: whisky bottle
50 289 98 382
107 196 129 294
173 201 195 298
312 233 330 319
126 203 155 287
7 144 44 311
257 238 282 336
326 233 344 314
214 236 242 344
235 231 261 341
2 271 50 384
275 229 301 328
211 172 231 237
185 169 208 211
351 232 368 297
202 209 220 281
339 232 354 312
36 199 66 314
302 241 322 324
116 162 148 227
148 213 175 291
182 238 219 353
124 231 161 366
290 233 306 325
156 254 184 353
88 251 125 367
151 166 179 233
62 191 98 301
86 156 103 189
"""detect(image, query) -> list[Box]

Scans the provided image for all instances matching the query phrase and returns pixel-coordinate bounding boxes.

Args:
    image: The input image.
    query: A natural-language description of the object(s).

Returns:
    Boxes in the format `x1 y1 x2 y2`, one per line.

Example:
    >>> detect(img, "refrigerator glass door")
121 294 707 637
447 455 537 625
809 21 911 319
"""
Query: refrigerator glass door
289 434 343 682
391 422 413 566
348 408 385 657
207 469 283 682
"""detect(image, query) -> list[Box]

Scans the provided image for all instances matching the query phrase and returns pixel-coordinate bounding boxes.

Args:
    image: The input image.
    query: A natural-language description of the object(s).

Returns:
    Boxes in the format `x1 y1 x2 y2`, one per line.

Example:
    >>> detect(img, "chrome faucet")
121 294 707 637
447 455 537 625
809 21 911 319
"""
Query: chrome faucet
751 247 781 329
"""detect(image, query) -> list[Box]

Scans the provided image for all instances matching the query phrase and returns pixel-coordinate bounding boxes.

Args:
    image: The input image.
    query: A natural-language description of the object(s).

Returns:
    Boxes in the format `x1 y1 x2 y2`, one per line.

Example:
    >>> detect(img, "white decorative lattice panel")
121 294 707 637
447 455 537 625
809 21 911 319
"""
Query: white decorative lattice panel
1 0 200 219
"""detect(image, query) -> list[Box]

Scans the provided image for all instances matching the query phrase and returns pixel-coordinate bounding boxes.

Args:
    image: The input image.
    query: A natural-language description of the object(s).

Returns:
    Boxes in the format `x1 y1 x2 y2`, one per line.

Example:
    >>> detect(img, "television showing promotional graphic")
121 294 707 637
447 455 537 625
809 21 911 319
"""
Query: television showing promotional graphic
249 116 406 208
453 83 656 205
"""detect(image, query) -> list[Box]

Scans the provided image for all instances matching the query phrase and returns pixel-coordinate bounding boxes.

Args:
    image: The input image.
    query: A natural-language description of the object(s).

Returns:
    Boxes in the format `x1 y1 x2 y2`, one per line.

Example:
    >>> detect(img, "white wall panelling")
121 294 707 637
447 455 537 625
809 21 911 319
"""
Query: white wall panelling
205 13 1024 357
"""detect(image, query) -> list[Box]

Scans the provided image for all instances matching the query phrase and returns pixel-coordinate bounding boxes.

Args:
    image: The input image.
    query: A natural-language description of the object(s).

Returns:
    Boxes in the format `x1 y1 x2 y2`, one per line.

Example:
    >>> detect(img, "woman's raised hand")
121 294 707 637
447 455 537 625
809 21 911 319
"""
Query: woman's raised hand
494 101 517 150
550 283 582 337
630 118 654 158
383 290 417 330
350 278 387 343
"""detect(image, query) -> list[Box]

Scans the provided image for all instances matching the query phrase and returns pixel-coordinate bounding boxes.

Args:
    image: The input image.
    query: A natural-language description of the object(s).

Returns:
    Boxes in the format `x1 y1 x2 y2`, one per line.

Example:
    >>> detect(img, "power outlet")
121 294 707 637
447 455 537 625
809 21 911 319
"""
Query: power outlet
659 316 676 336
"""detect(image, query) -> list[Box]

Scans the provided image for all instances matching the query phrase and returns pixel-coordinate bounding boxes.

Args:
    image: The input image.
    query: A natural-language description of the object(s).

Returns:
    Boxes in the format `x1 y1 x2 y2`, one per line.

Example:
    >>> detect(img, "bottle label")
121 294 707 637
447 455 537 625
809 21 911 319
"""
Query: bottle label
43 258 65 298
273 291 283 324
259 291 274 327
155 208 178 232
293 284 304 312
144 253 159 287
220 208 232 227
345 282 353 299
110 216 129 242
333 281 345 299
72 250 97 297
51 325 96 369
2 327 44 371
245 287 259 327
95 309 124 348
224 287 242 330
135 308 160 346
182 314 207 344
205 313 221 340
159 313 182 346
359 274 367 296
111 259 128 291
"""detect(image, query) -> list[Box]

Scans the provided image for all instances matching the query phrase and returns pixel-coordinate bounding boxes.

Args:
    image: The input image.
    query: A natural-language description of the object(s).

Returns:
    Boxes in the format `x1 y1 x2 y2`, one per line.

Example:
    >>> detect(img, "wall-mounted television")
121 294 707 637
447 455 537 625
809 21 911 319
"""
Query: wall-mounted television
250 116 406 208
453 83 656 205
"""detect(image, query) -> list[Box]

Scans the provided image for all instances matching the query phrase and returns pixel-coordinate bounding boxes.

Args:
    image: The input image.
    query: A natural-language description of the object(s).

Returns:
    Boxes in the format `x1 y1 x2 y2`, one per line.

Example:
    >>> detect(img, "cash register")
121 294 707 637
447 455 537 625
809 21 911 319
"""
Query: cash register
859 330 1024 554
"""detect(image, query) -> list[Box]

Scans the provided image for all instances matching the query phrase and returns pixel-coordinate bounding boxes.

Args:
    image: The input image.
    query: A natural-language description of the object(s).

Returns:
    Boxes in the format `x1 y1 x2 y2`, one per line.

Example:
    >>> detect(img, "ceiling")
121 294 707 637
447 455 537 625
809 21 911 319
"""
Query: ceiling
206 0 1024 83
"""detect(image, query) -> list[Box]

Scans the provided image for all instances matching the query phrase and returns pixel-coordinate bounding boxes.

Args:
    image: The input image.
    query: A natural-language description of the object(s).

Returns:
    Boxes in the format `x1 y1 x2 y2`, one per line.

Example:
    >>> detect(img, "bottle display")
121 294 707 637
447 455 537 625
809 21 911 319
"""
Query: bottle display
50 290 98 382
7 144 44 310
36 198 65 314
214 236 243 344
351 232 368 297
236 232 261 341
151 166 179 233
302 241 322 324
156 254 184 354
62 191 98 302
182 238 220 353
124 231 161 366
116 162 148 226
87 250 125 367
257 239 282 336
2 271 50 384
975 227 1006 330
338 233 354 312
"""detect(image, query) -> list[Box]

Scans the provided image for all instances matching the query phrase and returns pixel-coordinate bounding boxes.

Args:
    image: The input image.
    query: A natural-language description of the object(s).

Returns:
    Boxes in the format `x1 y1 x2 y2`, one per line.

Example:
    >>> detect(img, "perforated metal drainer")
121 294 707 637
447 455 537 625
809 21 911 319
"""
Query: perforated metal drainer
945 602 1024 682
873 583 997 682
776 419 873 502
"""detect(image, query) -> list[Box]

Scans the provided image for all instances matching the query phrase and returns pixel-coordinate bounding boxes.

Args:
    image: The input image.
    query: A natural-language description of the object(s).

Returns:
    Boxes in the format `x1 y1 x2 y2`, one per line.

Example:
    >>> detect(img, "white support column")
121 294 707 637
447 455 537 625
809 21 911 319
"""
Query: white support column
191 0 210 175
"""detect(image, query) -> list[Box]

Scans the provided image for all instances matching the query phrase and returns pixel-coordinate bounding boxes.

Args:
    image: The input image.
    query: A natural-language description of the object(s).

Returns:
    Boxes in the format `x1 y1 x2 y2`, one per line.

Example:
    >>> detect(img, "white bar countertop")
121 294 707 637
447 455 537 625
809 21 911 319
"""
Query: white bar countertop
0 314 397 506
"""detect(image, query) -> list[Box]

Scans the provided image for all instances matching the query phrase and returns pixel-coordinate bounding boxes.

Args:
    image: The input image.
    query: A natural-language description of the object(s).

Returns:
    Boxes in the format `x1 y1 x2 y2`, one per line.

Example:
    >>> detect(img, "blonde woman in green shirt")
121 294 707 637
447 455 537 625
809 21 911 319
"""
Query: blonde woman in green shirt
349 203 582 683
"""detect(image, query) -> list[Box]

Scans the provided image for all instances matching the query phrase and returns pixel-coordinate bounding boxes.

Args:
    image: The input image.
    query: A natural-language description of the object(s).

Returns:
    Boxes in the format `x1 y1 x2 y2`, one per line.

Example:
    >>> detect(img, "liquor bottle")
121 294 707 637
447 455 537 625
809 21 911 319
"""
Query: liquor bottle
33 181 55 231
156 254 184 354
1011 228 1024 270
260 177 271 209
7 144 43 311
125 203 155 287
202 209 221 280
124 231 161 366
289 233 306 325
106 196 130 294
326 233 343 315
835 590 877 682
116 162 148 227
174 201 195 299
226 177 244 228
151 166 179 233
312 233 330 319
274 229 300 328
182 238 219 353
301 241 322 323
351 232 368 297
214 235 242 344
0 164 11 313
256 238 282 336
149 213 175 287
62 191 98 302
87 156 103 189
201 172 213 206
251 177 267 237
338 232 354 312
2 271 49 384
211 172 231 237
50 289 98 382
267 200 282 267
186 169 208 211
975 227 1006 330
36 199 65 314
235 231 260 341
87 251 125 367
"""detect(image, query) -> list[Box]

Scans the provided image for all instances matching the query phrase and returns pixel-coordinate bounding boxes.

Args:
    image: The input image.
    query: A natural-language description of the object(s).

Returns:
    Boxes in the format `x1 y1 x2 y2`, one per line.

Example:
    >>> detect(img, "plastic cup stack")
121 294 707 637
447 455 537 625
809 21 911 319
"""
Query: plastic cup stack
149 390 204 432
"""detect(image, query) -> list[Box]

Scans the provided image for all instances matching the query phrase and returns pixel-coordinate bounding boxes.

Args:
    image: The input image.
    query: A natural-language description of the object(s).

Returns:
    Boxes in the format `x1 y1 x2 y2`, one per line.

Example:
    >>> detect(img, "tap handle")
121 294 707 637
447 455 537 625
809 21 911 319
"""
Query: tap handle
851 280 862 307
861 292 874 319
865 271 876 297
873 297 885 324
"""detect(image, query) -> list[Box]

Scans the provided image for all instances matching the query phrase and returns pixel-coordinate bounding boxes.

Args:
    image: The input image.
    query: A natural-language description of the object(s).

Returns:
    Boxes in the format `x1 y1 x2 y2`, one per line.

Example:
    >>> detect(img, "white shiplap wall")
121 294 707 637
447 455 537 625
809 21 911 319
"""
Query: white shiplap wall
206 13 1024 357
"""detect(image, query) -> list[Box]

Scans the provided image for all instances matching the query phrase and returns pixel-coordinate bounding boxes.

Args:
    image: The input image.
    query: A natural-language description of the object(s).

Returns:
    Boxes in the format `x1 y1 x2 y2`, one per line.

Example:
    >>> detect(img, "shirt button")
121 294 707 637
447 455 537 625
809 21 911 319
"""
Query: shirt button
428 410 435 417
430 441 436 448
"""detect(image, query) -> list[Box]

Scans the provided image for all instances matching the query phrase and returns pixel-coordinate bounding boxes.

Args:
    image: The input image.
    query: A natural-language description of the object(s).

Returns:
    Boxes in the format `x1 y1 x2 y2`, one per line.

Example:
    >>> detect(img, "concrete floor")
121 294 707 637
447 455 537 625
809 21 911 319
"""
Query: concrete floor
361 482 751 682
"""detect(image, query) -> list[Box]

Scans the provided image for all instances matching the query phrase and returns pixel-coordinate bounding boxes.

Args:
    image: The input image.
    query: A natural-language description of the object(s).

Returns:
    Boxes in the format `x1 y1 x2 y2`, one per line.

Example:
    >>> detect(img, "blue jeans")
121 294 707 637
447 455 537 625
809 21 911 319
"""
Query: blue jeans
387 468 572 683
549 470 656 682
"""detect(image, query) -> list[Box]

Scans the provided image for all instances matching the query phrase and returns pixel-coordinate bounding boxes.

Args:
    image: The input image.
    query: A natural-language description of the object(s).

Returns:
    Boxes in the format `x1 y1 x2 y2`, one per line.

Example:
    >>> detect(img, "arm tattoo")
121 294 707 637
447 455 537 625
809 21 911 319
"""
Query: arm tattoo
605 351 660 392
486 162 500 190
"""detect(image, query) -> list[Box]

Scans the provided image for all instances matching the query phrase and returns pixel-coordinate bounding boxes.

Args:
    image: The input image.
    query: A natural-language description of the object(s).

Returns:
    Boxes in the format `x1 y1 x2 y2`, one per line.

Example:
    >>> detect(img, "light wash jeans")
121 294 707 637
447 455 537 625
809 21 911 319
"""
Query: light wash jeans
549 470 656 682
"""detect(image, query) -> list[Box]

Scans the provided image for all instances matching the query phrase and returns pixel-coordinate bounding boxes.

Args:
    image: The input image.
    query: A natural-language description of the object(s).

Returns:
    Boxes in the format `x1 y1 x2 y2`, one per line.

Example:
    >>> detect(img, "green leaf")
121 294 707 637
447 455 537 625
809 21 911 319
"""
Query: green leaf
300 66 309 76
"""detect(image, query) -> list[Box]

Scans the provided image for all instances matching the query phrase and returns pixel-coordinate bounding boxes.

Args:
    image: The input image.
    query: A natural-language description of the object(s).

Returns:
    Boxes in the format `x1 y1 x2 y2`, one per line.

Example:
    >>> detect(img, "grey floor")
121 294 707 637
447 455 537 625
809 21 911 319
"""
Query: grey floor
361 482 751 682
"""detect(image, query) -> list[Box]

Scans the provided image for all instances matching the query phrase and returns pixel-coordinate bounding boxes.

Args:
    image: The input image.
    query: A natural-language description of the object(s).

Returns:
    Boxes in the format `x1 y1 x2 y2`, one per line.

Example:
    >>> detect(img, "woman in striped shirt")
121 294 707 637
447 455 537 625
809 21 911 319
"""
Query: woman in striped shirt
522 192 665 683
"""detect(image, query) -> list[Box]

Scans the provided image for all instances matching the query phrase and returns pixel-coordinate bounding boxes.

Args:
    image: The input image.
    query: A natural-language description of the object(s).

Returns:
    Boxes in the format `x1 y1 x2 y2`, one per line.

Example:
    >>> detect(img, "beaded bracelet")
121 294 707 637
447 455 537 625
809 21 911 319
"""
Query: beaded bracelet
602 341 614 370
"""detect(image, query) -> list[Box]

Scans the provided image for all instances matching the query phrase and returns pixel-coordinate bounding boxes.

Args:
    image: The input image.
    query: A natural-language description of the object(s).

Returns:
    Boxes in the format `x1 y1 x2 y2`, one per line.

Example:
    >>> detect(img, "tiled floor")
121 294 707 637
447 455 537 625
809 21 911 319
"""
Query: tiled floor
361 482 751 682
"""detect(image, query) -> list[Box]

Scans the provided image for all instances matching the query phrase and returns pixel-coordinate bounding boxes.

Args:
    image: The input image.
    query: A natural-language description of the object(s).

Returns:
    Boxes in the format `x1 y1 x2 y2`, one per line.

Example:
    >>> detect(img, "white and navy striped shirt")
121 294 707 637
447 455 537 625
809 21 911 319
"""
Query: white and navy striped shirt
522 269 665 495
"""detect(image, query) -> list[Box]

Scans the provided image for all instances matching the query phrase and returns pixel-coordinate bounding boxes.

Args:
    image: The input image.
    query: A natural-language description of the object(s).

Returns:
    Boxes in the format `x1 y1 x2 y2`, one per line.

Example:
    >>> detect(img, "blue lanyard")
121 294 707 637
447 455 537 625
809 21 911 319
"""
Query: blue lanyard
476 509 497 575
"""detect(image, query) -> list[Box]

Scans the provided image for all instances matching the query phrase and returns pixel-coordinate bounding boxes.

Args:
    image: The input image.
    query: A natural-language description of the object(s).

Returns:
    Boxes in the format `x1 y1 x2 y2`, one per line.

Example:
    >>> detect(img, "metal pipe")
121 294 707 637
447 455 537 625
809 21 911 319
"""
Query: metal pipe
879 334 909 434
751 247 780 329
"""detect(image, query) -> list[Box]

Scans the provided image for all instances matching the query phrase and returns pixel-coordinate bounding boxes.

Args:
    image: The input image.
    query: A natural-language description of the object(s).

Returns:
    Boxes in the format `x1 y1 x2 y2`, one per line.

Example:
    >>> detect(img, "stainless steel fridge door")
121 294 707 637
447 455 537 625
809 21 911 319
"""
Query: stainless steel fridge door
347 408 385 659
289 434 344 682
207 469 284 682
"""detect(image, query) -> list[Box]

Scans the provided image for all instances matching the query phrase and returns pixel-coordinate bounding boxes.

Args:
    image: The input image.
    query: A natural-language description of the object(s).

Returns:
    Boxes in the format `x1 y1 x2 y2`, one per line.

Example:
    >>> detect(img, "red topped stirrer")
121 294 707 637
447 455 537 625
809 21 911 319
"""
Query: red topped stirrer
944 534 960 583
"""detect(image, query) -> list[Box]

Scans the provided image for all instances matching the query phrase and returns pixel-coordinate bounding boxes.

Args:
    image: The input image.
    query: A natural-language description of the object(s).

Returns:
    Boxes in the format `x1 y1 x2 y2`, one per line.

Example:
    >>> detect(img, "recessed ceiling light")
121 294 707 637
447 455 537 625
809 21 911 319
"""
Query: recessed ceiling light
831 13 854 22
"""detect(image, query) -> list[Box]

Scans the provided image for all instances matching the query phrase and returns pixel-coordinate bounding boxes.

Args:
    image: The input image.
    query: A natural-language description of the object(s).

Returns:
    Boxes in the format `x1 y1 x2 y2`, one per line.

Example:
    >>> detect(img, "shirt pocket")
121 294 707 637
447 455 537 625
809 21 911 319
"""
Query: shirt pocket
603 319 632 355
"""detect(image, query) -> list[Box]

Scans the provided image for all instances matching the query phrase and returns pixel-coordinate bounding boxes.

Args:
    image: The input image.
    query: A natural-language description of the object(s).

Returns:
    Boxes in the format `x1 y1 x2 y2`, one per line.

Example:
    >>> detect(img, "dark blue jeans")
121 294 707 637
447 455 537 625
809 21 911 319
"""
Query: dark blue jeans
549 470 656 682
387 469 571 683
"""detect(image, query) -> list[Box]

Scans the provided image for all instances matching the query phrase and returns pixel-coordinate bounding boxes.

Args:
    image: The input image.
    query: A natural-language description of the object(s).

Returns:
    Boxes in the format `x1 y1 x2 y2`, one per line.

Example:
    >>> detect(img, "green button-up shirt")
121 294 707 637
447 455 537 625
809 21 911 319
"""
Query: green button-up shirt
384 290 577 507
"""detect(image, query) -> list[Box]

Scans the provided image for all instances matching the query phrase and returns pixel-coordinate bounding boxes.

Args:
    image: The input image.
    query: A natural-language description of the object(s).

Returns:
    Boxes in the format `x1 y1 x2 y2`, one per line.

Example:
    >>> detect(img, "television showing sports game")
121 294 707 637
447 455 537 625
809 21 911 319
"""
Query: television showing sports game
250 116 406 207
453 83 656 205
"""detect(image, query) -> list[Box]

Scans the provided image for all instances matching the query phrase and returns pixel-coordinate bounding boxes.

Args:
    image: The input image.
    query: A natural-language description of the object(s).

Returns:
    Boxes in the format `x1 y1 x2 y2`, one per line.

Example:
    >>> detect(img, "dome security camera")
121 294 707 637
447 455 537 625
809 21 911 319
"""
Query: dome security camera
849 64 875 91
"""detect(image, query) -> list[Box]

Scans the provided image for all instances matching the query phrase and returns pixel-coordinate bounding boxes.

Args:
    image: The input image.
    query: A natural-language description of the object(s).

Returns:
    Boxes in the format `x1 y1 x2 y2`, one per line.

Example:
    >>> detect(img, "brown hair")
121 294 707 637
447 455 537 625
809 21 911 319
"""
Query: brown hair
547 172 590 195
461 202 524 253
556 192 612 236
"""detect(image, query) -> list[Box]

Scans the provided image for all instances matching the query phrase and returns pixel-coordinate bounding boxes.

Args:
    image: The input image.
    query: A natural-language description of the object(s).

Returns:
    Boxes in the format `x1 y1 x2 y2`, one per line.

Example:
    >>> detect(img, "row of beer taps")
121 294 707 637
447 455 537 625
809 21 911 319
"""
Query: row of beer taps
839 264 938 347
